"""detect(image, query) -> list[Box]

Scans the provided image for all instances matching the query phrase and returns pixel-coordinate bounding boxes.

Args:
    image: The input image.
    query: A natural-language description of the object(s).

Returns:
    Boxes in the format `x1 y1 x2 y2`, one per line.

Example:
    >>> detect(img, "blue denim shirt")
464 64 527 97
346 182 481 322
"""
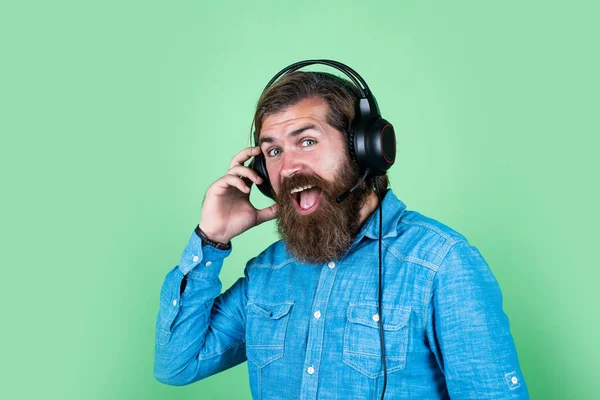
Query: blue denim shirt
154 190 529 399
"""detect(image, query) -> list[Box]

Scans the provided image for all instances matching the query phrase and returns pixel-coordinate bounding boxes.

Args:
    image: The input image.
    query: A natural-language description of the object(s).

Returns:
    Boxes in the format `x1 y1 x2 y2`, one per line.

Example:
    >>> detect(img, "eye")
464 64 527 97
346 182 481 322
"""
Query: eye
267 147 281 157
301 139 316 147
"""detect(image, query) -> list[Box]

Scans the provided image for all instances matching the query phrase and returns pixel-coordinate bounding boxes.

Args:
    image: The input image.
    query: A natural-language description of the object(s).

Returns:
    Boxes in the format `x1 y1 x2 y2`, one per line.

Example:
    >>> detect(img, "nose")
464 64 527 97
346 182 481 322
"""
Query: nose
279 150 303 179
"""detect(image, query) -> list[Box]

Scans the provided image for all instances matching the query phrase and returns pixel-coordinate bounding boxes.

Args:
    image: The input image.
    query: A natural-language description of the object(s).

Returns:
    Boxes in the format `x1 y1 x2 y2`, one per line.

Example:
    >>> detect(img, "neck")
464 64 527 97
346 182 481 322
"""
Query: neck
358 189 382 227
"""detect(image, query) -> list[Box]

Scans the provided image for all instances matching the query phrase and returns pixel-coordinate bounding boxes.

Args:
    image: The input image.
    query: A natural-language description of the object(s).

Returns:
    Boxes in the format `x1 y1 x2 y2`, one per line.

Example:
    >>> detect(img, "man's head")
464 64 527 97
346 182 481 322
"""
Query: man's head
252 71 388 263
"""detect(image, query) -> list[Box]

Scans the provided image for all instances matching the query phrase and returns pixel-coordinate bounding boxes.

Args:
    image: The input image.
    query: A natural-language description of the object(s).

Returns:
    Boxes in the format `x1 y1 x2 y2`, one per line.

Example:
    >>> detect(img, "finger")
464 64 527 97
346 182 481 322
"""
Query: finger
226 164 263 185
214 174 251 194
230 146 262 169
256 204 278 225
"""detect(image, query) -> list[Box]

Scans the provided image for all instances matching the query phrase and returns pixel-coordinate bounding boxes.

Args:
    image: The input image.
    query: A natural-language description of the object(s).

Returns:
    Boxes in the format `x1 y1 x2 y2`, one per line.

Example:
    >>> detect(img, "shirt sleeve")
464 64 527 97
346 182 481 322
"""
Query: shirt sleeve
426 241 530 399
154 229 248 386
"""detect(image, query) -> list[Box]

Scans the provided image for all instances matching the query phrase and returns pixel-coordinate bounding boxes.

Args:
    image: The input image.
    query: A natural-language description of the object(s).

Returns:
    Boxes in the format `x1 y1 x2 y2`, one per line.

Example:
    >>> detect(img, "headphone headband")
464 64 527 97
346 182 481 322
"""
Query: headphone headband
263 59 370 98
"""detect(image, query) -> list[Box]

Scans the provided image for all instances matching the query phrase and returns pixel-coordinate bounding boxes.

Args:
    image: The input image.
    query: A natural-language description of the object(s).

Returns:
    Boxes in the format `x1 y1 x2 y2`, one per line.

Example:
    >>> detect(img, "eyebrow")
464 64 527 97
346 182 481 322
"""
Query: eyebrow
259 124 320 145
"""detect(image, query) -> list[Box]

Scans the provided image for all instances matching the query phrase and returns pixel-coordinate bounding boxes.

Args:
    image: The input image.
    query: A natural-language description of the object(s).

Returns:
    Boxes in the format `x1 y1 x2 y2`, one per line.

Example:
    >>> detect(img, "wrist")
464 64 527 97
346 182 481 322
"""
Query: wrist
198 223 230 243
195 225 231 250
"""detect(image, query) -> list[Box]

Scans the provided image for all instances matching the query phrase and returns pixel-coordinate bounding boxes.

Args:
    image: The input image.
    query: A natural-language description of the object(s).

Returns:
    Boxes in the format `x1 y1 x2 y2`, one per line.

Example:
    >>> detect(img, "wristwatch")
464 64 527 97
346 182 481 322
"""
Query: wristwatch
194 225 231 250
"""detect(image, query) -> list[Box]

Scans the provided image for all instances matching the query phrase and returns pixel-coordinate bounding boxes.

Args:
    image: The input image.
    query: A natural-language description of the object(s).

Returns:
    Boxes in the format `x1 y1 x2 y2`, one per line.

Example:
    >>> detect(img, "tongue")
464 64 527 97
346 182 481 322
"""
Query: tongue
299 187 321 210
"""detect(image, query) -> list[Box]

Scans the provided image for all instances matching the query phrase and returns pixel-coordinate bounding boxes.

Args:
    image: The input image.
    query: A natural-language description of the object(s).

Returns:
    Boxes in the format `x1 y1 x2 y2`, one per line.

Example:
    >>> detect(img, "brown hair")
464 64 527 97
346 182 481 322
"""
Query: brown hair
251 71 389 190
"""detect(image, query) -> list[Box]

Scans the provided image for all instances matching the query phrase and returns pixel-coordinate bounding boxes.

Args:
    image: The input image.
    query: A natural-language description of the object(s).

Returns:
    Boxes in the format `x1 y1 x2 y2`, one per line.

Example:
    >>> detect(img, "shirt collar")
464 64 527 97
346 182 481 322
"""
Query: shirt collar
356 188 407 242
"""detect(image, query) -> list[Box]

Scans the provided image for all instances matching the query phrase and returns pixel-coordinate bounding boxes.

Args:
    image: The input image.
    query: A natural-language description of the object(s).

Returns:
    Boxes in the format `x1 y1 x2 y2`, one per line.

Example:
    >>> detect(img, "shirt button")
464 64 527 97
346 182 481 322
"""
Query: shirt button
372 313 380 322
205 261 212 267
192 255 199 262
172 300 177 306
328 261 335 269
307 366 315 374
511 377 519 384
314 310 321 319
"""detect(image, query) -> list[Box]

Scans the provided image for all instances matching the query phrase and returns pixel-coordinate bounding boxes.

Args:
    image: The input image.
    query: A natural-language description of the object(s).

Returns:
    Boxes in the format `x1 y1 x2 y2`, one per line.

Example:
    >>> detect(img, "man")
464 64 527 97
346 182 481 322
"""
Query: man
154 63 529 399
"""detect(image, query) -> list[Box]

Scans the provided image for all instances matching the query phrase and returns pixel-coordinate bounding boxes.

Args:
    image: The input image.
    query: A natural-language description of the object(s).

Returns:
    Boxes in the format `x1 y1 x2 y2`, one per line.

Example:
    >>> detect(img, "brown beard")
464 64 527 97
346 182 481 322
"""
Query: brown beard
275 159 370 264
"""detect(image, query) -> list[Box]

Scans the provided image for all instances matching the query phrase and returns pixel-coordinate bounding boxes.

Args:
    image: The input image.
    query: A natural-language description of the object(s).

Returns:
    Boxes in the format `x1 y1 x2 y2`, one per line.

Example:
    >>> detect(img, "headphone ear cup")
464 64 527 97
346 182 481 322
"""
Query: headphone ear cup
367 117 396 174
347 123 359 167
353 117 396 175
250 153 275 199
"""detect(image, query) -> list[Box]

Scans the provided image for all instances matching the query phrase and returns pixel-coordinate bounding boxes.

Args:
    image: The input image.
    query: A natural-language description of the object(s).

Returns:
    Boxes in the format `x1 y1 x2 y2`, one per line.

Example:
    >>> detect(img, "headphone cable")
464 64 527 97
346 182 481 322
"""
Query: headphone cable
375 177 387 399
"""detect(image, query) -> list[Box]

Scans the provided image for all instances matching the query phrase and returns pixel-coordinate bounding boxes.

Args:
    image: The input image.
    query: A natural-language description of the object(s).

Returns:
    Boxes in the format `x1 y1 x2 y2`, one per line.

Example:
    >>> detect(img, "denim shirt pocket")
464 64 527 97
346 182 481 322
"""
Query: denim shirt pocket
343 303 412 379
246 302 294 368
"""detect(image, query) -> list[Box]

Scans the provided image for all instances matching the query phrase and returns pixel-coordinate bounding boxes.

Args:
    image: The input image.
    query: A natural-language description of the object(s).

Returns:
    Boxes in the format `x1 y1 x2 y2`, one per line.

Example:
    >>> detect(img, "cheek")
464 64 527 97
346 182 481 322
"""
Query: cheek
319 154 346 179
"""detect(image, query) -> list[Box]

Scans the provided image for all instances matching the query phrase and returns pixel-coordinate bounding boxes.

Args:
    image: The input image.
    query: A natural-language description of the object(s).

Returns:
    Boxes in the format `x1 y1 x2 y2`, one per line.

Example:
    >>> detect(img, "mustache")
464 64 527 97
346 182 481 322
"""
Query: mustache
278 173 330 197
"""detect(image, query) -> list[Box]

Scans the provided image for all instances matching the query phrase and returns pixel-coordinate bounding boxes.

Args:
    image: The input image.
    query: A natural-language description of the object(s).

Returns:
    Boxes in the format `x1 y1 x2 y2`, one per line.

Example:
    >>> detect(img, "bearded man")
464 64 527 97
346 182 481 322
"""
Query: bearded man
154 62 529 399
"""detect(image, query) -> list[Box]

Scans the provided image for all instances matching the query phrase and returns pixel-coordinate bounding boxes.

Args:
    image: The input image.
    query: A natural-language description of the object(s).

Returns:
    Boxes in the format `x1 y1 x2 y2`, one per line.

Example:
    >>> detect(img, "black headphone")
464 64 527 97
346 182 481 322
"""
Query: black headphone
250 59 396 199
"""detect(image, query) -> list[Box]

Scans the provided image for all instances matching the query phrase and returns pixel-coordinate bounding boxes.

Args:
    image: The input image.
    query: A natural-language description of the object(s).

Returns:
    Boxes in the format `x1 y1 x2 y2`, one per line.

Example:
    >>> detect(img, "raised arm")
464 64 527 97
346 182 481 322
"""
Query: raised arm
154 146 276 385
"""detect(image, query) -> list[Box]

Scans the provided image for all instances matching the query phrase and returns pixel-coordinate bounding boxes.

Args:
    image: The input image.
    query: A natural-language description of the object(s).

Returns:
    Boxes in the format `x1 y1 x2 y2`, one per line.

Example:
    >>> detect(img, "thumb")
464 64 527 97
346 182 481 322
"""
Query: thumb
256 204 278 225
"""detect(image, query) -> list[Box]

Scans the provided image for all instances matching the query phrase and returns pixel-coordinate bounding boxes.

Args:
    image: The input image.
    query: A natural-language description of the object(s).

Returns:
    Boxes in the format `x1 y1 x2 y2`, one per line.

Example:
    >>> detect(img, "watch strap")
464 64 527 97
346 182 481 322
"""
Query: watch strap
194 225 232 250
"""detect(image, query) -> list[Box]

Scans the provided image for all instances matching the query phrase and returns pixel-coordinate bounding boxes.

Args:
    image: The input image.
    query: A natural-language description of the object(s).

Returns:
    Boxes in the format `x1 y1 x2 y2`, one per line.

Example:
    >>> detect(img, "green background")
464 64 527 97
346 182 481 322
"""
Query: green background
1 1 598 399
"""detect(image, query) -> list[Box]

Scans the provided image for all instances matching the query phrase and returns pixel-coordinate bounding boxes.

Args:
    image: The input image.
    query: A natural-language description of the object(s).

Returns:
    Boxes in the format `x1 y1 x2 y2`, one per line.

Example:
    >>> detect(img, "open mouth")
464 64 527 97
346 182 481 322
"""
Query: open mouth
290 184 324 215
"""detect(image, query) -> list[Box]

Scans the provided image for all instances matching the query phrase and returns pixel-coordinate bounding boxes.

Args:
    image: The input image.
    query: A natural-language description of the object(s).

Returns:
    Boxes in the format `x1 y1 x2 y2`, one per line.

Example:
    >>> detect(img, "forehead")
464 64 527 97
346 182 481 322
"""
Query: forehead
259 97 330 139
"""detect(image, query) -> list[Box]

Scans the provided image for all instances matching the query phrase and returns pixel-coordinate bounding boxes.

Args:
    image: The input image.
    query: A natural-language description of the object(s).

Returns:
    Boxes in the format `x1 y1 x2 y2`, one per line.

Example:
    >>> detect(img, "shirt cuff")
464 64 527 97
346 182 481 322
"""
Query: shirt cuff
177 228 232 279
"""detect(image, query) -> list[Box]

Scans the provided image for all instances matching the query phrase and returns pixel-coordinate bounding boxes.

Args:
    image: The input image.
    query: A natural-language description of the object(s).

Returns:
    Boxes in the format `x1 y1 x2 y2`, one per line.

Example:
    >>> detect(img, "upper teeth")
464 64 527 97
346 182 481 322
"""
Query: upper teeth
290 185 314 194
